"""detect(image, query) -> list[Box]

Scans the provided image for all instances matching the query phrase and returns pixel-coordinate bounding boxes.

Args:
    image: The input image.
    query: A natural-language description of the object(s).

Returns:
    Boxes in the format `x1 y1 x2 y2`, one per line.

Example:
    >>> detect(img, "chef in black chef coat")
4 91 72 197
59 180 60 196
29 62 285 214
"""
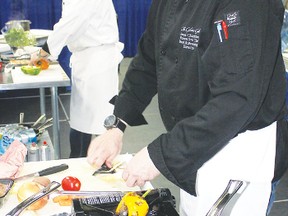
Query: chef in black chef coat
88 0 288 215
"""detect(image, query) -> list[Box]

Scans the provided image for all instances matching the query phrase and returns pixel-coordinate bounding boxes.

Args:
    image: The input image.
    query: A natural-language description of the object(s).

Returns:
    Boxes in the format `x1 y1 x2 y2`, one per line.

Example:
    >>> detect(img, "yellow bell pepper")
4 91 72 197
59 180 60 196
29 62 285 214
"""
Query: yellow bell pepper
116 192 149 216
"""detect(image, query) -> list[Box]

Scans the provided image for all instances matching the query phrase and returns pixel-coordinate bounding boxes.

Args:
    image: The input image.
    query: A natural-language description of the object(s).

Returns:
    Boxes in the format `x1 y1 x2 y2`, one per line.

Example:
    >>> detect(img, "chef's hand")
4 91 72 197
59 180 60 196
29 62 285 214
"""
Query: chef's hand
29 51 39 65
87 128 123 168
29 49 49 65
122 147 160 187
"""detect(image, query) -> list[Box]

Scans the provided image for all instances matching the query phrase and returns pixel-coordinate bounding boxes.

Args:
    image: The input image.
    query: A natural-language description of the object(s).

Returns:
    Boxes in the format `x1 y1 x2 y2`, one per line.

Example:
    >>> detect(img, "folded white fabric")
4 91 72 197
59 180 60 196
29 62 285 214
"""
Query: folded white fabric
0 140 27 178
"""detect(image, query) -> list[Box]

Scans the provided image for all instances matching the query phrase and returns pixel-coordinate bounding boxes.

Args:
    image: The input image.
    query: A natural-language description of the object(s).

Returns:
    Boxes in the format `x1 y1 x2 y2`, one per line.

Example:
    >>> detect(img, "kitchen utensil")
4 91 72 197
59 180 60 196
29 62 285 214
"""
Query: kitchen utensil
4 20 31 31
50 213 70 216
19 112 24 124
36 117 53 131
206 180 244 216
92 161 124 176
15 164 69 181
5 181 61 216
0 179 14 208
32 114 46 127
71 188 178 216
14 53 31 60
37 123 53 135
53 190 123 197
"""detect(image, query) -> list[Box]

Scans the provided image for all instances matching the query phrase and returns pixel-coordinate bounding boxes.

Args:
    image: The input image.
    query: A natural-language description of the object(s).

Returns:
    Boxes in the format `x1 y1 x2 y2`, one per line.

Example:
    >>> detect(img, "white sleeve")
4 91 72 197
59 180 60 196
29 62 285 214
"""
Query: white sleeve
47 0 103 57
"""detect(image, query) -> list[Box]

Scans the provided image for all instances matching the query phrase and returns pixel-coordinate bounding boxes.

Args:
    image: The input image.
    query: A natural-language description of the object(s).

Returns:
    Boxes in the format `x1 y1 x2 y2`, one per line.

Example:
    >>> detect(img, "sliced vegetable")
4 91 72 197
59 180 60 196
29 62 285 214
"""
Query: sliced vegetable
21 66 41 75
61 176 81 191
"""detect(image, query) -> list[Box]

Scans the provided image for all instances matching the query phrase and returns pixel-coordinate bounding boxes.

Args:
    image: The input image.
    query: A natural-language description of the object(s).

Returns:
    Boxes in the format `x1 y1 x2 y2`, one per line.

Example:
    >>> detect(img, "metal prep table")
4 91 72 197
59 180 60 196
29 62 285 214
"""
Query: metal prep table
0 64 70 159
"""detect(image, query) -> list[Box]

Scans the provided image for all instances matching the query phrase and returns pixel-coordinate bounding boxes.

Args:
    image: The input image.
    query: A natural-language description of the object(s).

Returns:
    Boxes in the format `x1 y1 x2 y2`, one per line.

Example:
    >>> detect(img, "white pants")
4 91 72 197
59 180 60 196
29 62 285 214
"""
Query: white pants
180 123 277 216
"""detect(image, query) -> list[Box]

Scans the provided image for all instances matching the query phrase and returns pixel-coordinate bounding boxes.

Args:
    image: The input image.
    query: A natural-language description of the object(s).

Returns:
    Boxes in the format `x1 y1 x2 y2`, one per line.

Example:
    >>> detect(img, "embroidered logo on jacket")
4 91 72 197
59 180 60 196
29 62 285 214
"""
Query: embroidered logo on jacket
224 11 241 27
179 27 201 50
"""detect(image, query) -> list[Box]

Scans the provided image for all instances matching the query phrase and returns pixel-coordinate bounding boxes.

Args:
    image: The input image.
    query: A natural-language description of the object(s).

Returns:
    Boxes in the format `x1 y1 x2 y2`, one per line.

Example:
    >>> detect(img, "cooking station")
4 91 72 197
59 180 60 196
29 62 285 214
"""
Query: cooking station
0 64 70 159
0 26 70 159
0 156 154 216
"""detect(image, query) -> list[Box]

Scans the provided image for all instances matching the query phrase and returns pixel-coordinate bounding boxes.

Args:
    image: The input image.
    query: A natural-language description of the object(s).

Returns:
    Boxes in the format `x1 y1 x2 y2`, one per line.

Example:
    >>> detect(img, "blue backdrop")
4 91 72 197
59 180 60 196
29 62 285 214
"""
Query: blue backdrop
0 0 152 57
0 0 152 86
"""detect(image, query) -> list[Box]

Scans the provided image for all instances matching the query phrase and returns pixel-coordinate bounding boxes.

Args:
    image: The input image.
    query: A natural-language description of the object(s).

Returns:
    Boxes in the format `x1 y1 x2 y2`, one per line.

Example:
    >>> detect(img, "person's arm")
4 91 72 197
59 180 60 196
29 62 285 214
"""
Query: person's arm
45 0 103 57
87 0 159 168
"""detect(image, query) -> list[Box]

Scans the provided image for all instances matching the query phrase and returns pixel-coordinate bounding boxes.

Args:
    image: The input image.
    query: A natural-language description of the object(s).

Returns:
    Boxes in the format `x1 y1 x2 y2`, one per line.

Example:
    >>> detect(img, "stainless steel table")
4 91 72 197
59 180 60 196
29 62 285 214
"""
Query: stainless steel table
0 64 70 159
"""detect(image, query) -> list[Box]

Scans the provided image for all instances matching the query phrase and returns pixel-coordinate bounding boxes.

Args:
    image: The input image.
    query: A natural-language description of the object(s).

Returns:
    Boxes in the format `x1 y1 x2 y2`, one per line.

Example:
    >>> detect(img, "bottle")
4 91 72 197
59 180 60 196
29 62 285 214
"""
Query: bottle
39 141 51 161
27 142 40 162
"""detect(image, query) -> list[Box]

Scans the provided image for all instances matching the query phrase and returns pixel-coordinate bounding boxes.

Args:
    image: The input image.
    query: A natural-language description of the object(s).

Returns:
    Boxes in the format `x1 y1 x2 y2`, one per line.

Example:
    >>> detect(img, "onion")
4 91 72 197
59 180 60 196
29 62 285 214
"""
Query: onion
17 179 49 210
32 177 51 187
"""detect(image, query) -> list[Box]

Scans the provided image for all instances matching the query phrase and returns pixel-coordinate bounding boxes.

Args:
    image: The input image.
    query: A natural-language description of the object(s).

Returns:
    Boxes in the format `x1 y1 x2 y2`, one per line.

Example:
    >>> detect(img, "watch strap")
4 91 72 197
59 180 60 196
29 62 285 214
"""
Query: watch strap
116 118 126 132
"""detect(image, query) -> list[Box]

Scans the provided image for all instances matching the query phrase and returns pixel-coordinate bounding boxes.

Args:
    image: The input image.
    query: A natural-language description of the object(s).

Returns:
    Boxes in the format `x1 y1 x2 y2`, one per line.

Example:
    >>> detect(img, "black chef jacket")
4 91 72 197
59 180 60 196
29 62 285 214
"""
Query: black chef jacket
112 0 288 196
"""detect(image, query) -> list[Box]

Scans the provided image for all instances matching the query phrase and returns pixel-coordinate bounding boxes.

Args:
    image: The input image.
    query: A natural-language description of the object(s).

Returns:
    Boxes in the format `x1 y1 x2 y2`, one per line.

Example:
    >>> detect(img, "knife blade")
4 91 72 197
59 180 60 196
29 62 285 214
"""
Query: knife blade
15 163 69 181
53 190 125 196
92 161 125 176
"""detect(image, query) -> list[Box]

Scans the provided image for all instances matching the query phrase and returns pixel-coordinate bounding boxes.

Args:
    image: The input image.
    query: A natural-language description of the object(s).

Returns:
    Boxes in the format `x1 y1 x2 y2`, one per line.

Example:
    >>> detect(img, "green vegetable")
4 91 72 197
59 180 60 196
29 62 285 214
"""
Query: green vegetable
4 28 36 48
21 66 41 75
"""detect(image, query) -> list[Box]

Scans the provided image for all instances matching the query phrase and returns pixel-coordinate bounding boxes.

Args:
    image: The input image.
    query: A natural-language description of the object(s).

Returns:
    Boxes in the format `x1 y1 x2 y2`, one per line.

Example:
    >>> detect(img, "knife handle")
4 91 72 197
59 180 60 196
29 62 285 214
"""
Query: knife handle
38 164 69 176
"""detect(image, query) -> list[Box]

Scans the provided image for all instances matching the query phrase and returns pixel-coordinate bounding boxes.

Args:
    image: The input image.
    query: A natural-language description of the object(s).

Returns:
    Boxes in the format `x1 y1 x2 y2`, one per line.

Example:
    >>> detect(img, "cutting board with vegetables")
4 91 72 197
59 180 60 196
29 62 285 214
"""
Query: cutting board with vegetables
0 156 153 216
11 64 66 83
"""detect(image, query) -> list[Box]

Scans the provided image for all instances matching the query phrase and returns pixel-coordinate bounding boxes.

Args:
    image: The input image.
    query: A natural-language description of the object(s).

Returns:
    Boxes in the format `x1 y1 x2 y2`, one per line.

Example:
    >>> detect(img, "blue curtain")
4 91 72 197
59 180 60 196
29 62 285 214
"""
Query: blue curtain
0 0 61 30
0 0 152 89
0 0 152 57
113 0 152 57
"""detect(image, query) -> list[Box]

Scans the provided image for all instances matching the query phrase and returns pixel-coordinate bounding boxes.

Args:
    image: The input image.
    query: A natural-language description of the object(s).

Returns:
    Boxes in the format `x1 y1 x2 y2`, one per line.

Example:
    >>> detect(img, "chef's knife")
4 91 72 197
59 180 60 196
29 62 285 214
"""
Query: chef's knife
15 163 69 181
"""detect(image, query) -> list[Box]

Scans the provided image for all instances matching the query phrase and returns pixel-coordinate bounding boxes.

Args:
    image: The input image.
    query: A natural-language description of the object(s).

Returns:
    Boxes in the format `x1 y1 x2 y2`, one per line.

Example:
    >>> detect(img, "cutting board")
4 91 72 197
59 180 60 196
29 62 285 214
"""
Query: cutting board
11 64 67 84
0 155 153 216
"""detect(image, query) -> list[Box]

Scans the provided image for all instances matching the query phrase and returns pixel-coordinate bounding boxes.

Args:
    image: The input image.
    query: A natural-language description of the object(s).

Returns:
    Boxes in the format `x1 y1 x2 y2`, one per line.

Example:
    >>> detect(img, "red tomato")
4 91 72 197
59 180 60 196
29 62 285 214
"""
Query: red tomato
61 176 81 191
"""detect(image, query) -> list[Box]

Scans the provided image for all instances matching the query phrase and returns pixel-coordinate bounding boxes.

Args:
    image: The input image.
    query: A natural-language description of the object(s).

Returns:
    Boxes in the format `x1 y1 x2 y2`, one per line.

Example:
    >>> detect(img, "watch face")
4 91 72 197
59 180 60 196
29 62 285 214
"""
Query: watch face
104 115 117 128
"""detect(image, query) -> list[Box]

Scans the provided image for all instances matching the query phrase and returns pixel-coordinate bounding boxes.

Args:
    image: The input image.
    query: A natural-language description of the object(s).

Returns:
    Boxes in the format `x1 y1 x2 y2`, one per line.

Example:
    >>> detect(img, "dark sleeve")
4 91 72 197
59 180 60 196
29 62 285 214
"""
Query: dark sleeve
113 1 159 126
42 42 51 55
148 0 286 195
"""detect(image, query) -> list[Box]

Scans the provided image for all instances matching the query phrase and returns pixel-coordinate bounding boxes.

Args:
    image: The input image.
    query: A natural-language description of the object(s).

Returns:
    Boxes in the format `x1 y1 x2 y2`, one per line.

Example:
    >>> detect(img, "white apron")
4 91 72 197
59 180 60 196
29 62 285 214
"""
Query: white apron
45 0 123 134
69 43 123 134
180 122 277 216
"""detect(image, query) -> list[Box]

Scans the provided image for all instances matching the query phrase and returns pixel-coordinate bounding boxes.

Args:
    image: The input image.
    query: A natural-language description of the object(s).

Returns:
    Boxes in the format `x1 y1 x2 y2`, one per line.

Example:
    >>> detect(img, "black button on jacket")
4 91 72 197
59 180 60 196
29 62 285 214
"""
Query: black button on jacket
113 0 288 195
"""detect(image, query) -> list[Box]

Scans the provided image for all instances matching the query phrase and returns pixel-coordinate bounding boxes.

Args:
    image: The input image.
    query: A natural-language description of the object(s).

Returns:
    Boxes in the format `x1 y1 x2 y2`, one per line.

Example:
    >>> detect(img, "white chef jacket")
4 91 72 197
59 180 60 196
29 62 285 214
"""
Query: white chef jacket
46 0 124 134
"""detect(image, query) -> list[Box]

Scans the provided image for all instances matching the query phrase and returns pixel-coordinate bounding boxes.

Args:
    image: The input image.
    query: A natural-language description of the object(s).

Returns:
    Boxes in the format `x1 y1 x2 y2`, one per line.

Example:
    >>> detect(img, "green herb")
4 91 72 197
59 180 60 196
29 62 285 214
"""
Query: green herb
4 28 36 48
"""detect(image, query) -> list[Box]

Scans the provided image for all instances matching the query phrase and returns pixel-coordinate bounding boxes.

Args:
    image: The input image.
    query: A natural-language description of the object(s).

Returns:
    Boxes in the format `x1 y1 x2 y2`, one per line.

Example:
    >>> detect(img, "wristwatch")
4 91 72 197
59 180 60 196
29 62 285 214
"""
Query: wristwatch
104 115 126 132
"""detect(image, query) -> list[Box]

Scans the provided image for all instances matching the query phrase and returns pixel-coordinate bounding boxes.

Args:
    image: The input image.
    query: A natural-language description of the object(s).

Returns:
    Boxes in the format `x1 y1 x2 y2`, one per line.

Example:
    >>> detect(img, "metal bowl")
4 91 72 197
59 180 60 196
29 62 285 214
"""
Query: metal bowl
0 179 14 209
5 20 31 31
